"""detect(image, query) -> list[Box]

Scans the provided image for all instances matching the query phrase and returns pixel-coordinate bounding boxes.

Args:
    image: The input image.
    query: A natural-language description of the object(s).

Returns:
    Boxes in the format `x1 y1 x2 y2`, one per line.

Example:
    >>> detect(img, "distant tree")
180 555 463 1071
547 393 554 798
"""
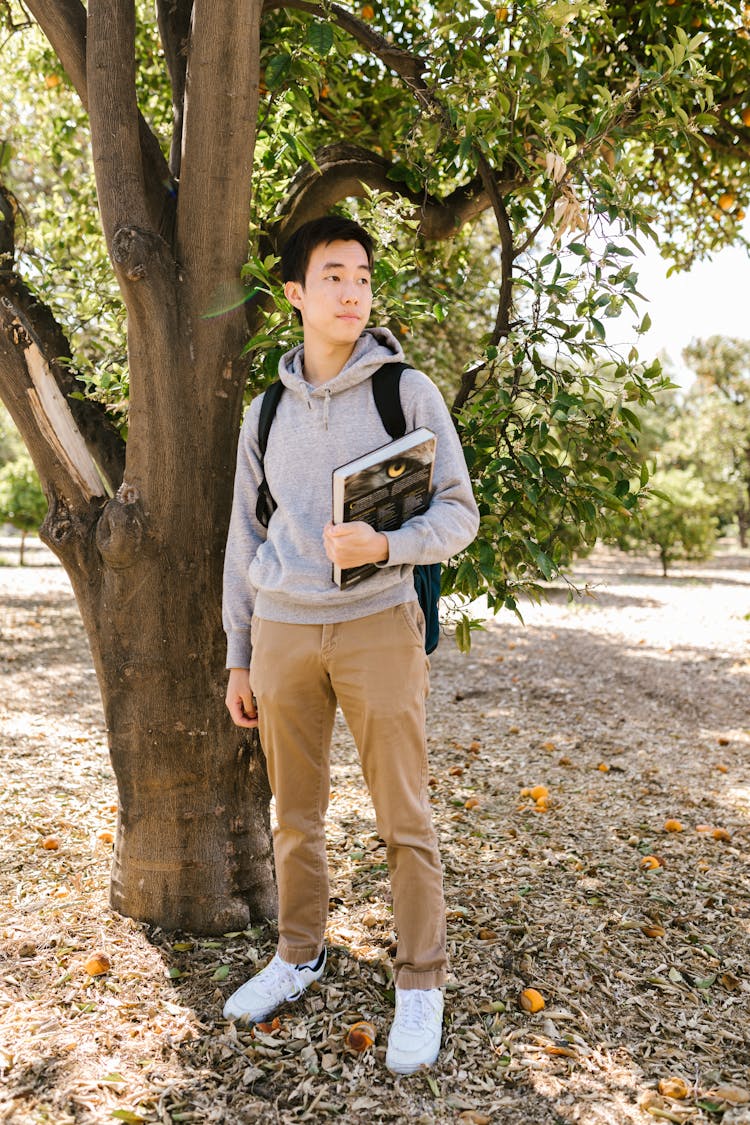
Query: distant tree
615 467 719 576
0 403 23 466
0 453 48 564
681 337 750 546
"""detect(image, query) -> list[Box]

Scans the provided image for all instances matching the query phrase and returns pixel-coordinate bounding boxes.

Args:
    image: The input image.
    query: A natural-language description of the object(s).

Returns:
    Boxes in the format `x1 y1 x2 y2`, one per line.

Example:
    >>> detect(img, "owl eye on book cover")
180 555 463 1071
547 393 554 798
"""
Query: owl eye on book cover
331 428 437 589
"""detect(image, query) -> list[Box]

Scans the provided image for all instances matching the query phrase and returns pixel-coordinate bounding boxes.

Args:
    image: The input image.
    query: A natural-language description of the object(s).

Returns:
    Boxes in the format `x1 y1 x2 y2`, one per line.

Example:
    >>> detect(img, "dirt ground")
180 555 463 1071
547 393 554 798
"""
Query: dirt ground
1 538 748 1125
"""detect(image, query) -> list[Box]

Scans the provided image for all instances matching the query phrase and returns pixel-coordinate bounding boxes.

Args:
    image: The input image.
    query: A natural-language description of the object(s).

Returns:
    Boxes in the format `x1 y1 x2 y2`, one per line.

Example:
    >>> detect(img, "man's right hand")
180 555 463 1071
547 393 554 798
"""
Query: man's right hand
226 667 258 729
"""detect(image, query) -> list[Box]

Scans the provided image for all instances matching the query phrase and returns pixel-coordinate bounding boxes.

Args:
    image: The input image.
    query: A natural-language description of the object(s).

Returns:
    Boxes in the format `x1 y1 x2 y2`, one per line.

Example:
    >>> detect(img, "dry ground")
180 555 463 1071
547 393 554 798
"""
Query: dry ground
1 538 748 1125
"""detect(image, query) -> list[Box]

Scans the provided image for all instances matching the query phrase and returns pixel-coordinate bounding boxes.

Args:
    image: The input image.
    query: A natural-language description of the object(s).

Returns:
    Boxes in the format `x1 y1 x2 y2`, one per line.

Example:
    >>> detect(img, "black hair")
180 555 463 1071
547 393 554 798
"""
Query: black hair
281 215 375 286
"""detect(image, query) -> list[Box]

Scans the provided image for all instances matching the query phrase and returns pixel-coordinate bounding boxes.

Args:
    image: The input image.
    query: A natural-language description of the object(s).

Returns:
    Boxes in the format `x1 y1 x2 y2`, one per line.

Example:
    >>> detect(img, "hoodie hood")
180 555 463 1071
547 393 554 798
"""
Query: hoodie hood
277 327 406 398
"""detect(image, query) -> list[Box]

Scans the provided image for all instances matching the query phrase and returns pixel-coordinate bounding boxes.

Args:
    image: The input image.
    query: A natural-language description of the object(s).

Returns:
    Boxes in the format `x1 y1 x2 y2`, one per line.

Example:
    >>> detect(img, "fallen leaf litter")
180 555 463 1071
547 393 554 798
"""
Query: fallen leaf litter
0 545 748 1124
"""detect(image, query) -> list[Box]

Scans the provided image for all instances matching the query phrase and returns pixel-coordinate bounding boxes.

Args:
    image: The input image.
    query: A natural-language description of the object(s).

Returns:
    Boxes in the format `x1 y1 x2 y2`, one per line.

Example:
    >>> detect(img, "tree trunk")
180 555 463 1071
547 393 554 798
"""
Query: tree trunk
52 493 277 933
738 505 748 549
19 529 26 566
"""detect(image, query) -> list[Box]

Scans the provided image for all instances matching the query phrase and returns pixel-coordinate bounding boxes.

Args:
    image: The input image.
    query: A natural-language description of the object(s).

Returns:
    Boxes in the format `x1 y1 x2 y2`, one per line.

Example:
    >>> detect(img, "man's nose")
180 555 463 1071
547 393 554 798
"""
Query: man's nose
341 282 359 303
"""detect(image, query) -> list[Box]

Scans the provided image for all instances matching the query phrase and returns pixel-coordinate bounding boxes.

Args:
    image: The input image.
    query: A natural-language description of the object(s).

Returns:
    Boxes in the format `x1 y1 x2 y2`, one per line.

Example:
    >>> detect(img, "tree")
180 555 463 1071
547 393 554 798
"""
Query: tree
0 402 23 465
614 466 719 576
0 452 47 563
0 1 748 932
681 336 750 546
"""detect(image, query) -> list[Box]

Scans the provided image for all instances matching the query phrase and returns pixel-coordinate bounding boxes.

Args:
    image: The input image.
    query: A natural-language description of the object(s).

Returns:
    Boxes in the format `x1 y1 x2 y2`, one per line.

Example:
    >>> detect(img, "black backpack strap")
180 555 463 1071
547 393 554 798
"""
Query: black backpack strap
255 380 285 528
257 380 285 457
372 362 409 440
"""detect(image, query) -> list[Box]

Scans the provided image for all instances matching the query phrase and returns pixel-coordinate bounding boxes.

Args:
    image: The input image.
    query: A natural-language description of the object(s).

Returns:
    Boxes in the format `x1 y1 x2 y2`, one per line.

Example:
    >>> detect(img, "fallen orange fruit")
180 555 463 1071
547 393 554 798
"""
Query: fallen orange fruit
712 827 731 842
84 951 111 976
640 855 662 870
663 819 683 833
519 988 545 1013
42 837 60 850
658 1076 689 1099
641 924 666 938
345 1020 376 1052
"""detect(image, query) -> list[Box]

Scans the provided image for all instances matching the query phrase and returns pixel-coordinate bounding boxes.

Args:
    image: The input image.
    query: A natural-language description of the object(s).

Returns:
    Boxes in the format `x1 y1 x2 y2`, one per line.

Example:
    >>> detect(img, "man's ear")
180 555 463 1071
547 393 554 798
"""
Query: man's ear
284 279 304 310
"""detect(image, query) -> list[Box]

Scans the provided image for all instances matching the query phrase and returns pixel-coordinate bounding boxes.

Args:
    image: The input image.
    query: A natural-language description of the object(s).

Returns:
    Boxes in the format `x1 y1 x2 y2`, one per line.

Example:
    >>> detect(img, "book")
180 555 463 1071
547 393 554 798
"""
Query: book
331 427 437 588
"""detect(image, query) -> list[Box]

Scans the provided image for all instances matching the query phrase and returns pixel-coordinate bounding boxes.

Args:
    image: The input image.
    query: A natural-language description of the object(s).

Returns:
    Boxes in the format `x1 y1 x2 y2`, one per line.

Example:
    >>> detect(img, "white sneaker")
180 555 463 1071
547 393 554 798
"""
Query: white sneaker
223 948 326 1023
386 987 444 1074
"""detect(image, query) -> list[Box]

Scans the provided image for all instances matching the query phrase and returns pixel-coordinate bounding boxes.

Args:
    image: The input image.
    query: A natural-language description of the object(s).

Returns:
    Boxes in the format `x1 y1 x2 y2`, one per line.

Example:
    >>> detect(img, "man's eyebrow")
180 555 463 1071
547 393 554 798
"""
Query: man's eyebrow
320 260 371 272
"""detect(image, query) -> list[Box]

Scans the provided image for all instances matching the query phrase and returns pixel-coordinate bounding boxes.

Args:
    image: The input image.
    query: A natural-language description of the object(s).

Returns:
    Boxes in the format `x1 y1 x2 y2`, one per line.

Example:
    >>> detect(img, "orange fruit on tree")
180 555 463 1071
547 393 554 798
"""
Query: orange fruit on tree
361 4 375 18
718 192 736 212
741 106 750 127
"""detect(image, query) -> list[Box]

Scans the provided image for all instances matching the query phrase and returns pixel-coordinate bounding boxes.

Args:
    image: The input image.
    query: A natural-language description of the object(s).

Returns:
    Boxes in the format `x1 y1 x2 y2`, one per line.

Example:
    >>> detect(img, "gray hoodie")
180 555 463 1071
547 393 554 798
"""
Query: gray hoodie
223 328 480 668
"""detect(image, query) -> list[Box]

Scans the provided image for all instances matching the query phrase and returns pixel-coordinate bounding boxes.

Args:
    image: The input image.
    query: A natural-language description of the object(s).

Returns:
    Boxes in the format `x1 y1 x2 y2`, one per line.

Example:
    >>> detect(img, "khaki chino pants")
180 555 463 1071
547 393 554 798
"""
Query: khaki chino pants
250 602 447 990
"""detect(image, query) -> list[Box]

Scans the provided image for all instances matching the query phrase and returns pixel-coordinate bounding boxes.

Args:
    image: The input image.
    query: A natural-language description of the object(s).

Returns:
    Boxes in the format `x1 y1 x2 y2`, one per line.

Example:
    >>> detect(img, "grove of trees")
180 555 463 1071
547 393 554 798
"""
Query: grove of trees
0 0 749 932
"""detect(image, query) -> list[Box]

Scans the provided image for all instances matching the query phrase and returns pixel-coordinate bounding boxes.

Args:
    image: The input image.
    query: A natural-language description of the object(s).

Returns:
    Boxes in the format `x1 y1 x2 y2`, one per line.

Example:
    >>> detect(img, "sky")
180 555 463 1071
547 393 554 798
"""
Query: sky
619 217 750 388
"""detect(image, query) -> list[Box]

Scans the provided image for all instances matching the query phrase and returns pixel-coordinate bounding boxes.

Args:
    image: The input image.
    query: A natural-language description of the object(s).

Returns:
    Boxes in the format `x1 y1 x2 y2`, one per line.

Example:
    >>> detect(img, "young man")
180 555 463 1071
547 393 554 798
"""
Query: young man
222 215 479 1074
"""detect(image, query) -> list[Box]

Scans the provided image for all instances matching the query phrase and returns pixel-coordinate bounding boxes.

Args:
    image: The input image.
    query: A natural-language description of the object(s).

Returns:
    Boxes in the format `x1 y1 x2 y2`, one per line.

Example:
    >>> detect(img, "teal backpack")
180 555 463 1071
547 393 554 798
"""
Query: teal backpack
254 361 442 654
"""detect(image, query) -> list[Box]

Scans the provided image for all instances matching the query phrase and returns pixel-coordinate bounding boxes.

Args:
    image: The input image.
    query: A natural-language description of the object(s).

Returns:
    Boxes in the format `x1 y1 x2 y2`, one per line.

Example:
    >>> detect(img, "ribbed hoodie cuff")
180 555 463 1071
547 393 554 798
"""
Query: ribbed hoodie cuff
225 633 251 670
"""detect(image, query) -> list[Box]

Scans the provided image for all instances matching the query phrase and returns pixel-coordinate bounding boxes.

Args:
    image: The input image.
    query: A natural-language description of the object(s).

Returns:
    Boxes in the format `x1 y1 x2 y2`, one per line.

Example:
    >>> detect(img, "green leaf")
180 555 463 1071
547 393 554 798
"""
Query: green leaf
265 53 291 88
111 1113 146 1124
211 964 231 981
307 21 334 54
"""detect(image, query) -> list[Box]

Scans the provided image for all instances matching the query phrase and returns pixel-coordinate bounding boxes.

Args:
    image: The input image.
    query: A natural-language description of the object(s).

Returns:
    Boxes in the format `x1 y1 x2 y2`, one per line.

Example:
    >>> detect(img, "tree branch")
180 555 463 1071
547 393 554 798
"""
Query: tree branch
87 0 152 253
263 0 428 89
26 0 177 240
176 0 263 311
0 186 125 496
156 0 193 177
275 143 511 243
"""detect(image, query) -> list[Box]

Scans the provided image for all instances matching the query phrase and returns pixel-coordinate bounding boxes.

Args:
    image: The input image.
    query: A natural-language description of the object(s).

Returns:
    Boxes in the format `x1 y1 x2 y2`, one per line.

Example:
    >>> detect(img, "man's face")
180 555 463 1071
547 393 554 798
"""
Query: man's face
284 239 373 347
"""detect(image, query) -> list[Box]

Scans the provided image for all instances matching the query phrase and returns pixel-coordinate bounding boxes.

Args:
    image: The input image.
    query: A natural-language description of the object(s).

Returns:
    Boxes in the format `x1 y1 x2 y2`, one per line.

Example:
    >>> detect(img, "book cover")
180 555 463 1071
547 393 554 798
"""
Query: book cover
331 427 437 588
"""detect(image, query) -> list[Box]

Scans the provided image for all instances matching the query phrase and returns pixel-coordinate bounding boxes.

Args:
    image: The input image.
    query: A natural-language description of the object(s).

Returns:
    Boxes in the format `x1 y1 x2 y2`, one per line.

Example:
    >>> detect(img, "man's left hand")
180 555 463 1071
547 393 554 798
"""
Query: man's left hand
323 521 389 569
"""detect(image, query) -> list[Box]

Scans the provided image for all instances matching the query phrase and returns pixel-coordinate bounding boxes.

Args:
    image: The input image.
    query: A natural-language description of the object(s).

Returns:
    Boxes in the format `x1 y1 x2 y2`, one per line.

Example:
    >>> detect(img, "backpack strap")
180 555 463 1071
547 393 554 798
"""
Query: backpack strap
372 362 409 440
255 380 285 528
258 380 285 457
254 363 409 527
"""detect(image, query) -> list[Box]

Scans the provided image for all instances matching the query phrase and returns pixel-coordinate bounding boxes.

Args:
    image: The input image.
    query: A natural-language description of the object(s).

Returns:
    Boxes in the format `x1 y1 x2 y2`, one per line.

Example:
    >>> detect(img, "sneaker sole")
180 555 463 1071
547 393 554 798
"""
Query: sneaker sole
386 1051 440 1075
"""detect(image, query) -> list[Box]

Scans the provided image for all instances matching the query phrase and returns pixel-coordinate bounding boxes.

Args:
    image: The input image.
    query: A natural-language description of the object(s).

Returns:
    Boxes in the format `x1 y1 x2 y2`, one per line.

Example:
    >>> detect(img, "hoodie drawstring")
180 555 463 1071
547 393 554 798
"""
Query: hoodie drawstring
323 388 331 430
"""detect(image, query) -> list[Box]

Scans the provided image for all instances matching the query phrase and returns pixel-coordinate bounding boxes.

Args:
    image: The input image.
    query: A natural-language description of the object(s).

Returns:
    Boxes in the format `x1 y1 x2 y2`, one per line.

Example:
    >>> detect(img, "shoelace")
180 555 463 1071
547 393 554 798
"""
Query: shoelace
258 955 306 1002
396 990 438 1031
